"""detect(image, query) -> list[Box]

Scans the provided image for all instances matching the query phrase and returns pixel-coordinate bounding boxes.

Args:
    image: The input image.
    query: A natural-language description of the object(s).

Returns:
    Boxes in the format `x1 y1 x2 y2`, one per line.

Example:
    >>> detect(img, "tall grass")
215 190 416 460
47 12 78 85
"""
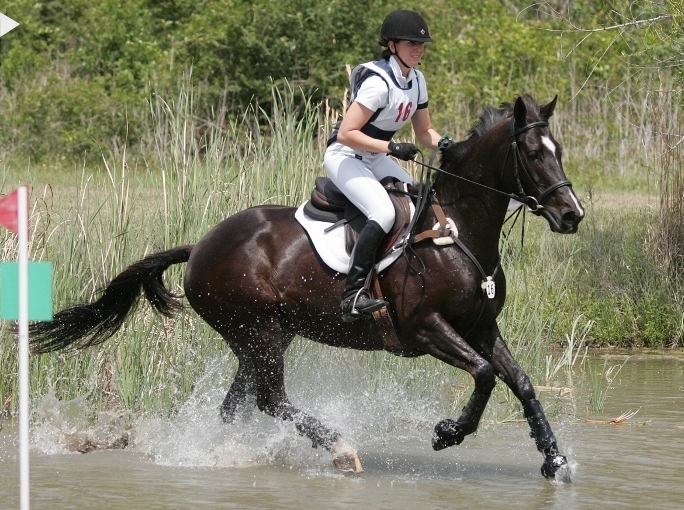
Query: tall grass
651 82 684 284
433 68 673 196
0 80 325 421
0 73 678 427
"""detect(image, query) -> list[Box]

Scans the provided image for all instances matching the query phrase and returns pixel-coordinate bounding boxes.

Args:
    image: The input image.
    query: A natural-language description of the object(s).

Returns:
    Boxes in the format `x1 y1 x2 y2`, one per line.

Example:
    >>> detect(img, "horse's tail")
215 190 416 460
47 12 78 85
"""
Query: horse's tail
29 245 194 354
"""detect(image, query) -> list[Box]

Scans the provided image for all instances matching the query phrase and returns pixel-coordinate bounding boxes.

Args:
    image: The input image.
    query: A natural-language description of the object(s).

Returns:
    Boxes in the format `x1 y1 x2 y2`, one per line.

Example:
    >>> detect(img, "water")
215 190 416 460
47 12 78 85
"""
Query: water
1 353 683 509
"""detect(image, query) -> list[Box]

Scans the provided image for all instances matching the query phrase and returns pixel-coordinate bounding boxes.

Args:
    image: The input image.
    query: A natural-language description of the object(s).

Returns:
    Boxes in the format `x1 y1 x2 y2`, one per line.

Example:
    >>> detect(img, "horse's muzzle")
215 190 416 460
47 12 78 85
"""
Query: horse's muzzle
540 206 583 234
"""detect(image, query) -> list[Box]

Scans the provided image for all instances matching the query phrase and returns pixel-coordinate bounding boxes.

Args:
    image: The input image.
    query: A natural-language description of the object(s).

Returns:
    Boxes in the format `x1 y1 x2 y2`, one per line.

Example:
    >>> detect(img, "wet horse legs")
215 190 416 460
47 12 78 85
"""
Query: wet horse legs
220 343 258 423
225 320 362 471
486 331 570 480
522 399 568 478
432 389 492 450
417 315 496 450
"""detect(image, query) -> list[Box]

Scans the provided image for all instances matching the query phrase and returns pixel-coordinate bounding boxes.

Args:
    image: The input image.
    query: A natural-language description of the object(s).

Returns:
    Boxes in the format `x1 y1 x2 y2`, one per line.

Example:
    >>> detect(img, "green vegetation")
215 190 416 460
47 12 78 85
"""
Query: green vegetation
1 85 323 418
1 2 682 421
1 0 678 162
1 79 681 422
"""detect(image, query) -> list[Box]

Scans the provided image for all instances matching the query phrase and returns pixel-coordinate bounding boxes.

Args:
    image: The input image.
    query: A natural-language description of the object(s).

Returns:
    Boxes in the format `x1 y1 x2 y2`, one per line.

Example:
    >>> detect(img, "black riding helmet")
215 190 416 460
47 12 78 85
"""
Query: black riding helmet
379 10 433 45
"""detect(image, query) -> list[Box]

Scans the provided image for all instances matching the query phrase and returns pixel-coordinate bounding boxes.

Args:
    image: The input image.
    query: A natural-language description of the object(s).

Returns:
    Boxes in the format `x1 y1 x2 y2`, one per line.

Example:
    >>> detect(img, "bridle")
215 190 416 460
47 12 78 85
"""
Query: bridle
414 117 573 214
507 117 572 214
403 116 574 272
399 116 574 337
400 117 574 337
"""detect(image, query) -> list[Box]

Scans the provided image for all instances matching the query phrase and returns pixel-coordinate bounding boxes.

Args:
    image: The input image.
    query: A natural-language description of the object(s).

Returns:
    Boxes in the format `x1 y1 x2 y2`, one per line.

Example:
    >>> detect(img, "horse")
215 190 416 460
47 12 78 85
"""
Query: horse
30 93 583 481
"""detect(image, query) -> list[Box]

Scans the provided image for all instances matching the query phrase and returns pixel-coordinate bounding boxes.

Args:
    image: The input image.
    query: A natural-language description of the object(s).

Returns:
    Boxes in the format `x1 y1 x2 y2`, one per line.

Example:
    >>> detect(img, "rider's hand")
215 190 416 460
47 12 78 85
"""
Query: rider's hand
388 142 419 161
438 135 454 151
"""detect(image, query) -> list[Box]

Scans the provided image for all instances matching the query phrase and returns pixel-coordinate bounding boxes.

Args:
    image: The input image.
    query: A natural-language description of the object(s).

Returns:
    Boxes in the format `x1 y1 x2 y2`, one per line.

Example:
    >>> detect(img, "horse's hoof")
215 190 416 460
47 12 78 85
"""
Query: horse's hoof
330 439 363 473
541 453 571 482
333 452 364 473
432 419 465 451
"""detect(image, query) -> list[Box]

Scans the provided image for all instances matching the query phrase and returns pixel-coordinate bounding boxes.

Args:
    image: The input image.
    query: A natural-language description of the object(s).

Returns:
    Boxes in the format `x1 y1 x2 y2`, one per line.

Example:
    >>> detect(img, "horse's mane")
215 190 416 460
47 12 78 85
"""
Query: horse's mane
440 95 539 169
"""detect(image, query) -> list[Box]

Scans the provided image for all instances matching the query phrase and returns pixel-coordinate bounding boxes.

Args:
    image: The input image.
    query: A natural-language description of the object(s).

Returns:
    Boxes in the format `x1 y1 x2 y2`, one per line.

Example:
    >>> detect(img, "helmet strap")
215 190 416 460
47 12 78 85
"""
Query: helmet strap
388 40 415 70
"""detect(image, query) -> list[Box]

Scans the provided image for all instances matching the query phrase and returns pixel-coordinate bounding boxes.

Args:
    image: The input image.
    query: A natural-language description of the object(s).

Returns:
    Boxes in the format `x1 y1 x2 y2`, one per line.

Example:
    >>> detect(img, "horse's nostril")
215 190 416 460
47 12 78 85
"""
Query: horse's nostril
562 211 576 225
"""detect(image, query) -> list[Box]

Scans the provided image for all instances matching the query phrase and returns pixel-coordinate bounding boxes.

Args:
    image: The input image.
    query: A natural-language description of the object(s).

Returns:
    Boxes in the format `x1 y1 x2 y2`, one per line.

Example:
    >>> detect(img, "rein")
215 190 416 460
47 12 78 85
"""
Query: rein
413 118 573 214
399 117 572 338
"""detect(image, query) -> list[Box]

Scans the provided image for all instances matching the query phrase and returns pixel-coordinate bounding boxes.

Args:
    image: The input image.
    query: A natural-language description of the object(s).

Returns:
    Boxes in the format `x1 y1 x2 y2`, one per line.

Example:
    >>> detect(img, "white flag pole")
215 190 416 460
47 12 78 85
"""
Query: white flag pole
17 185 30 510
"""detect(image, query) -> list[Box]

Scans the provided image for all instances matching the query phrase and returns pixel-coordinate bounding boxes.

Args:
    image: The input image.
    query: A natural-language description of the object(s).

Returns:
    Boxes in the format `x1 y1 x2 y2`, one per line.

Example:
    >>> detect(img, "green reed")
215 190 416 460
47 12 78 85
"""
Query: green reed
0 80 326 421
585 357 630 414
0 76 676 427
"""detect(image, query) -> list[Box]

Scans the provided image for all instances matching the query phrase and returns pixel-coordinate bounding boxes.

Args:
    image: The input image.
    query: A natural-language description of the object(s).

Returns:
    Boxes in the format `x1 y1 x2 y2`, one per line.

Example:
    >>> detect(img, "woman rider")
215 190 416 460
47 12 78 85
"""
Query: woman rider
325 10 444 322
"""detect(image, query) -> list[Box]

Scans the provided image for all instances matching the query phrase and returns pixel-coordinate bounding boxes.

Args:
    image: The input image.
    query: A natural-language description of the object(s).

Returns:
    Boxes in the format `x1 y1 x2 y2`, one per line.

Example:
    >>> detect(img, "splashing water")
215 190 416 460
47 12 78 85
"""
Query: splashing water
552 456 578 485
8 355 684 510
30 350 452 470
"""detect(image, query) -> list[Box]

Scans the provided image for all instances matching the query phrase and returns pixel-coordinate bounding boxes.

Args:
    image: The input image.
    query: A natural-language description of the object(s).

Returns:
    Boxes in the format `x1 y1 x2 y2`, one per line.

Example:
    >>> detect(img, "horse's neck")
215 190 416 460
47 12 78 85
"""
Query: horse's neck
432 144 510 268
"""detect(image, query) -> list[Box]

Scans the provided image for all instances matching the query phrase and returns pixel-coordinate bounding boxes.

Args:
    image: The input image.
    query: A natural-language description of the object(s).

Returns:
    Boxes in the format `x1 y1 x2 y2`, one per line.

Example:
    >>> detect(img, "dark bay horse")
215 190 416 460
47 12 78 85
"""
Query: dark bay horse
30 94 583 480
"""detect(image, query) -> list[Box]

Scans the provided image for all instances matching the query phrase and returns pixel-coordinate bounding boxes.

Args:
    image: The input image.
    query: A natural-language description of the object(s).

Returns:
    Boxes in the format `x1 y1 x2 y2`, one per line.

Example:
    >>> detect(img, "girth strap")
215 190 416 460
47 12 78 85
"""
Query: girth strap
407 197 500 340
408 202 452 244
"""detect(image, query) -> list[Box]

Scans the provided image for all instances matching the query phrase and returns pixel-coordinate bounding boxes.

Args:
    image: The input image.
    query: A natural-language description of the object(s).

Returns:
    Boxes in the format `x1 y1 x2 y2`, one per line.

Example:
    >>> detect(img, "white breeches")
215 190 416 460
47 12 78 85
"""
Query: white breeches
324 142 415 234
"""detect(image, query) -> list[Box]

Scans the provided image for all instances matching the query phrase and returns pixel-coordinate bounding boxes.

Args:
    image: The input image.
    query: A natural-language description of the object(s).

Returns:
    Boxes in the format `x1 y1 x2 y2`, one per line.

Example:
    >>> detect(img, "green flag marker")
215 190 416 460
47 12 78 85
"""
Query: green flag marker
0 261 53 320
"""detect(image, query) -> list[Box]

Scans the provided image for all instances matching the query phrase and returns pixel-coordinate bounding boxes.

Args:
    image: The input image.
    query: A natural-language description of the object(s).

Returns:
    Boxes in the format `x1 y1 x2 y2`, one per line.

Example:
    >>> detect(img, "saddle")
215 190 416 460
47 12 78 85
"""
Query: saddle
301 177 415 354
299 177 455 355
302 176 413 256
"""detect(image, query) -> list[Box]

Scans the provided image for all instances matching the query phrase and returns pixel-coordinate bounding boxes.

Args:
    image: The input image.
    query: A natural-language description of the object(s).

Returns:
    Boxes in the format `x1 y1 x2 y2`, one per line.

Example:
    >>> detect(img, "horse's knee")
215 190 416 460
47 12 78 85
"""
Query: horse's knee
516 374 536 402
473 362 496 393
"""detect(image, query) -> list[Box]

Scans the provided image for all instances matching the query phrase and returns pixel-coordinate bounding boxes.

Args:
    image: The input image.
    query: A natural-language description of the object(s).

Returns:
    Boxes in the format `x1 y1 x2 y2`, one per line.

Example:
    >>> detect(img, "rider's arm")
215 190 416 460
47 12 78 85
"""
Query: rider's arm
336 102 393 154
411 108 441 150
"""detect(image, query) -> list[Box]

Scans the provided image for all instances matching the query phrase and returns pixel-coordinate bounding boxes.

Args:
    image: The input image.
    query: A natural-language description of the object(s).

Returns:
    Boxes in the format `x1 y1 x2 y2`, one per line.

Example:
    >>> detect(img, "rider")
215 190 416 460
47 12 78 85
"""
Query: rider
325 9 443 322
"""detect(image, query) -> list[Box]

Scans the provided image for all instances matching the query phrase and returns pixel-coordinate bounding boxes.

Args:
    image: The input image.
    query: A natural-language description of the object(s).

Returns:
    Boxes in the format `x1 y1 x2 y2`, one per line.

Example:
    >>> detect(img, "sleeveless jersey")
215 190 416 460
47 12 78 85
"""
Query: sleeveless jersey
328 57 428 145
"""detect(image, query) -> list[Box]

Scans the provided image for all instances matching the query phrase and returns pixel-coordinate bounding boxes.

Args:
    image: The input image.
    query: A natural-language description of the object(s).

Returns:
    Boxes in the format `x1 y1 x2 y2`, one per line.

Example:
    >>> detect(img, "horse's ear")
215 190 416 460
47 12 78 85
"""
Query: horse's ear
540 95 558 120
513 96 527 125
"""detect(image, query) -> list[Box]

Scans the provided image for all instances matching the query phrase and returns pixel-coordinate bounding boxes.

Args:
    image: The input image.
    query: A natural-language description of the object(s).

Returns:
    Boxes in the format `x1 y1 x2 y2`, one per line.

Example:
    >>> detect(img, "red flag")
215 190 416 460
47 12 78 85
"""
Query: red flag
0 189 19 233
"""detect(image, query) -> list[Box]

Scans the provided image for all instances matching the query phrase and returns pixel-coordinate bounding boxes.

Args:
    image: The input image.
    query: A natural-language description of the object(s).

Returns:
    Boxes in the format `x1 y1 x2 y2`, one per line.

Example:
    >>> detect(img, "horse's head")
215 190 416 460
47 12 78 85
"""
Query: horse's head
509 94 584 233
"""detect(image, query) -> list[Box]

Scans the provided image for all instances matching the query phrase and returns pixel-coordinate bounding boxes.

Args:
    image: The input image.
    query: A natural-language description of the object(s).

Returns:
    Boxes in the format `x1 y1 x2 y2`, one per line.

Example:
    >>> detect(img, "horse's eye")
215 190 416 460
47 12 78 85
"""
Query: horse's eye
527 150 540 160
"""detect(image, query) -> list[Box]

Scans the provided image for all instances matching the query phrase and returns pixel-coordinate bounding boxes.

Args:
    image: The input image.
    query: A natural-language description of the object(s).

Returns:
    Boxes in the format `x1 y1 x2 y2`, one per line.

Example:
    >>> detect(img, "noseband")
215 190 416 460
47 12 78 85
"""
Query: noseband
509 117 572 213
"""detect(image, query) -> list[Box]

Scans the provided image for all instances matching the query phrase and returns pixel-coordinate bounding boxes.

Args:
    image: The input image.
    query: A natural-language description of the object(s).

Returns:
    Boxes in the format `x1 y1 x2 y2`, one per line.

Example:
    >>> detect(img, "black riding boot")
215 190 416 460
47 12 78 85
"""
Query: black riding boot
341 220 389 322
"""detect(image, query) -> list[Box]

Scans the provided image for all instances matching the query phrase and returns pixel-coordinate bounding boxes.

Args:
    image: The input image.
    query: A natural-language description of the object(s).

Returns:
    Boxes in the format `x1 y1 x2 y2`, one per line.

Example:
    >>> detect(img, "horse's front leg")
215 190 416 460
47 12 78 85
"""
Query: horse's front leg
484 325 571 481
415 313 496 450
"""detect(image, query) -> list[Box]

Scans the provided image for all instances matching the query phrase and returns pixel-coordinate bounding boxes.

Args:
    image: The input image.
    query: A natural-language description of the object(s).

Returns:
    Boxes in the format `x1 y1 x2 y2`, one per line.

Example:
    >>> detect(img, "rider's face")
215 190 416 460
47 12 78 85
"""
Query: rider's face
390 40 425 69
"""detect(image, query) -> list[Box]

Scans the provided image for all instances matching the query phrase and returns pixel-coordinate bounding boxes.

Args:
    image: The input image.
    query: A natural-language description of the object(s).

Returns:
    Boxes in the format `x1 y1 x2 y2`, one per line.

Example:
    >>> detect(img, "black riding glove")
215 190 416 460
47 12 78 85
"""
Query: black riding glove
438 135 454 151
388 142 419 161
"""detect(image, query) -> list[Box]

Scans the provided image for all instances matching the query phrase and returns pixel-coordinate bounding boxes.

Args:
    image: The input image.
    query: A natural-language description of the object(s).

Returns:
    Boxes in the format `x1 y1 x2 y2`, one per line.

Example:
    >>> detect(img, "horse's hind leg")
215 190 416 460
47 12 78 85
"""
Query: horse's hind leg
244 320 363 472
485 328 570 481
220 334 299 423
220 343 258 423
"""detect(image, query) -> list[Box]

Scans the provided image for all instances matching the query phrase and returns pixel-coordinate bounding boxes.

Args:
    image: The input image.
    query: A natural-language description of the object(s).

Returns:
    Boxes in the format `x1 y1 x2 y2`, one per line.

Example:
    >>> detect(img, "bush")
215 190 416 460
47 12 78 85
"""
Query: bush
0 0 652 161
551 206 684 348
